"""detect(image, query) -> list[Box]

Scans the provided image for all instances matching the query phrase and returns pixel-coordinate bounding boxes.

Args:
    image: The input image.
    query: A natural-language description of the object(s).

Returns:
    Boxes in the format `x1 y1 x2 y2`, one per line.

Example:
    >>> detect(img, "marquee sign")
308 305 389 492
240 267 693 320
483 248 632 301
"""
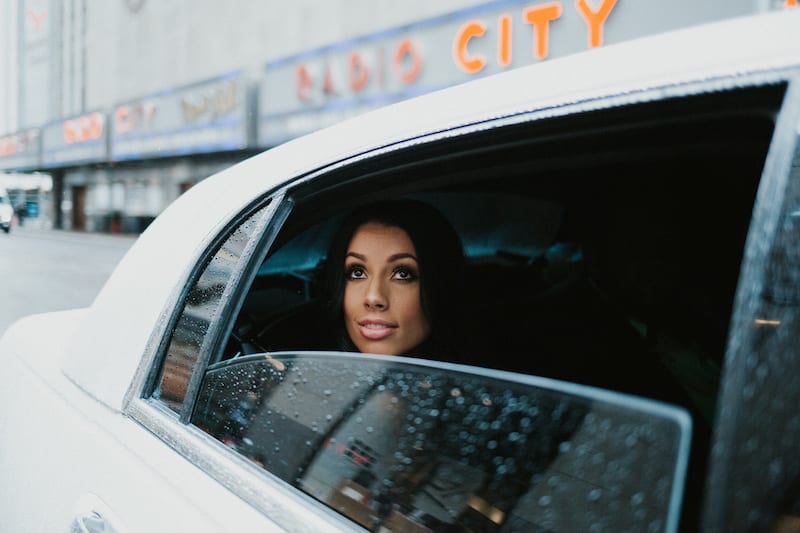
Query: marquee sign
260 0 793 146
111 71 249 161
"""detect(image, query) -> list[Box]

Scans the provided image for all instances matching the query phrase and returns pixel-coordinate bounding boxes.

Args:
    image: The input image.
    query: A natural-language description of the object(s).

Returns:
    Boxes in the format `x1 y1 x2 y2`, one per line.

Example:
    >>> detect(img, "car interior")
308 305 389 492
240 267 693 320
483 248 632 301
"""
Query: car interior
203 82 786 530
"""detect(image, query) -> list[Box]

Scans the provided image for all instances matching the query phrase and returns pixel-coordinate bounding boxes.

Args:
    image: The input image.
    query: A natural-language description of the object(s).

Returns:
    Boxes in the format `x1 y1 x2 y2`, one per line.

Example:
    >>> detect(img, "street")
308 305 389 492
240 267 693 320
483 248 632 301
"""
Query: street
0 225 137 336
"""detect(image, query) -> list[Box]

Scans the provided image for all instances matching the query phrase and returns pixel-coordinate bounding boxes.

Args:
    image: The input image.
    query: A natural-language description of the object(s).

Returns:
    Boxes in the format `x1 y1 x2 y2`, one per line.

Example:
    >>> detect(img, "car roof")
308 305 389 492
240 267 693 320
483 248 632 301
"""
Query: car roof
61 9 800 410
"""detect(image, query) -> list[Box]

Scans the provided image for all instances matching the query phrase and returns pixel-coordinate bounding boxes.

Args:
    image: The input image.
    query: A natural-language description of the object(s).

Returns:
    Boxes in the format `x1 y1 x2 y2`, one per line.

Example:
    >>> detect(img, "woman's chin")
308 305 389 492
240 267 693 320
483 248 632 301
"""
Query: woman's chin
356 340 401 356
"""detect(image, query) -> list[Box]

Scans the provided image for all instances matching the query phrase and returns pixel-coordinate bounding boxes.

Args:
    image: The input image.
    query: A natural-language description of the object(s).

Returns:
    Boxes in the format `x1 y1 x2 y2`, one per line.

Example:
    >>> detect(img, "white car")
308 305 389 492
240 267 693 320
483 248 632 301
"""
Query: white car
2 10 800 533
0 188 13 233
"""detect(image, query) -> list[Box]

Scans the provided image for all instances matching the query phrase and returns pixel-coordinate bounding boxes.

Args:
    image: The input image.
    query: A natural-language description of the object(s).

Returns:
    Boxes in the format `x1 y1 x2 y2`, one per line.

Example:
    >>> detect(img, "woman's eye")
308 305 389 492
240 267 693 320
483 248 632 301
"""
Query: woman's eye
347 267 366 279
392 268 417 281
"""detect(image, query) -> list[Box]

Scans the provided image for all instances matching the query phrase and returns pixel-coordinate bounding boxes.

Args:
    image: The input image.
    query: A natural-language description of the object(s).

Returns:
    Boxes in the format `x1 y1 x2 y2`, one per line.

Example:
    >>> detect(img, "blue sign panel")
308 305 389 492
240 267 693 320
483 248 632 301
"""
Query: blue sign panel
111 71 250 161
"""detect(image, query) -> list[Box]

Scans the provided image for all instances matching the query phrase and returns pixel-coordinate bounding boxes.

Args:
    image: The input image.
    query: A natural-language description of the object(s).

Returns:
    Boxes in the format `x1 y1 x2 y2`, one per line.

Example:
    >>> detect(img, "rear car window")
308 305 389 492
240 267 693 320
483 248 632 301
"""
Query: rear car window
150 82 787 530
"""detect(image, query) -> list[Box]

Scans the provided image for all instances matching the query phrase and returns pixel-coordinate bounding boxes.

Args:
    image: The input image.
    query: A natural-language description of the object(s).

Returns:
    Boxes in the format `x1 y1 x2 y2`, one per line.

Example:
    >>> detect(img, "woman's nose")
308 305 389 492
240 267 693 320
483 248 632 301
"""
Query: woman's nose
364 278 388 309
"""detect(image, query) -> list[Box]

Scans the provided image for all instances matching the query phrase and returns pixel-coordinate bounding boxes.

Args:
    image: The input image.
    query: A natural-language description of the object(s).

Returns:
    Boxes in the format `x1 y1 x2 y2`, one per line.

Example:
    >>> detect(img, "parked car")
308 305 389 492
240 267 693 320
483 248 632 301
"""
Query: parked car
0 188 13 233
2 10 800 533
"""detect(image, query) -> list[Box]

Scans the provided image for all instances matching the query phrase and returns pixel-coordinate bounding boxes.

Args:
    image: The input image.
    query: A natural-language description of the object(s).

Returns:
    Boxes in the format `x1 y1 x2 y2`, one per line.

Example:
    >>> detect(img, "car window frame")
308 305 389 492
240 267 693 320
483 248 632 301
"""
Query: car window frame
122 69 800 531
116 193 282 417
700 78 800 531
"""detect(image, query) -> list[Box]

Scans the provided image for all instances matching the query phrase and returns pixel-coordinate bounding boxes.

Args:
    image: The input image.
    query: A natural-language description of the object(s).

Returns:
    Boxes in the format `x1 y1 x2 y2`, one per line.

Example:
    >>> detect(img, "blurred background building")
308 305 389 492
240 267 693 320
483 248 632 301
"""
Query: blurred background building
0 0 794 233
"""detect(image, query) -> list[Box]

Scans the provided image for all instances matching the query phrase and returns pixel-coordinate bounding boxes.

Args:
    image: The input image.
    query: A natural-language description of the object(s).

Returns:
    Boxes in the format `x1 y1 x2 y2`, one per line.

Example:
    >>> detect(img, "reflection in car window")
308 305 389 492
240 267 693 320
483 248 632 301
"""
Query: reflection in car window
152 201 272 413
193 353 690 531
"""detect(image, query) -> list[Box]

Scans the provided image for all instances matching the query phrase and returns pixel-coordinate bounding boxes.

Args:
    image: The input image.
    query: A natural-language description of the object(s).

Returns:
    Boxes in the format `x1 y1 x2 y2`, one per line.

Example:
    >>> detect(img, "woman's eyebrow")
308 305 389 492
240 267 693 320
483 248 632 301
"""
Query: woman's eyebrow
388 253 418 263
345 252 366 261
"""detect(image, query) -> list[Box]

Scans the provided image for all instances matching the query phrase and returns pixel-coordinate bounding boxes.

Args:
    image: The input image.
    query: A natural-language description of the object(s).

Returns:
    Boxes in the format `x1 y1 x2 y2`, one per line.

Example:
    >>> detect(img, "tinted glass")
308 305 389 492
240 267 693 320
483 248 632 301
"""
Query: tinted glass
152 202 271 412
193 353 690 532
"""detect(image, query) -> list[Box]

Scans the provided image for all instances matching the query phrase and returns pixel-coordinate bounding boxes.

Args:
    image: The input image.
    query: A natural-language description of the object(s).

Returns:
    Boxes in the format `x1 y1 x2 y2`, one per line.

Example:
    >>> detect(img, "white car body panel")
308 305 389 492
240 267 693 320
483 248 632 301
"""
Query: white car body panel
0 8 798 533
0 311 280 532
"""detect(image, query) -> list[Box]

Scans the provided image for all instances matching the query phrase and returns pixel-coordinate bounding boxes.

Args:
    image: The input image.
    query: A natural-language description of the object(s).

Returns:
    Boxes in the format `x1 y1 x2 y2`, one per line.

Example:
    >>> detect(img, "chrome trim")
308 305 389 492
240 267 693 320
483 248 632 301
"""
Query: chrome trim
127 397 362 533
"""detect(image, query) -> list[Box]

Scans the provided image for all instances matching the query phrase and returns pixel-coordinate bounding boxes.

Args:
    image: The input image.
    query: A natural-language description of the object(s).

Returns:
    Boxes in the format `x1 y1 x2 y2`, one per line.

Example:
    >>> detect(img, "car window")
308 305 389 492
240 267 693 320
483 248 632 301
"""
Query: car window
152 199 276 414
148 82 787 530
193 352 690 532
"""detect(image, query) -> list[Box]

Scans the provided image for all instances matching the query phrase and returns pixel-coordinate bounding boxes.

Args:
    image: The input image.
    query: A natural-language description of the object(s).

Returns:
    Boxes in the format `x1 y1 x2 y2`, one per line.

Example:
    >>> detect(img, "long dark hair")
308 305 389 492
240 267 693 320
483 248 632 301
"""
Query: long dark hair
321 199 465 357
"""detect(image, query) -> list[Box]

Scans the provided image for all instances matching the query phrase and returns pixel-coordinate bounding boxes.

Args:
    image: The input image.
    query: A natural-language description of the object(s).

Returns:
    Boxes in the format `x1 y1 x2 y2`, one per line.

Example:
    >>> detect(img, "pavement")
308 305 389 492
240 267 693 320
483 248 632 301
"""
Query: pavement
0 224 138 335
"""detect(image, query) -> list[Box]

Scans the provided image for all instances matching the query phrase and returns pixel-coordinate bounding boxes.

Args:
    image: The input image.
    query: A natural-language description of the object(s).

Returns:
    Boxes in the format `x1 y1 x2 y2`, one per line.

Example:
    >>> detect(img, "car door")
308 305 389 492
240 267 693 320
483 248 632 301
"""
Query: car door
120 66 800 532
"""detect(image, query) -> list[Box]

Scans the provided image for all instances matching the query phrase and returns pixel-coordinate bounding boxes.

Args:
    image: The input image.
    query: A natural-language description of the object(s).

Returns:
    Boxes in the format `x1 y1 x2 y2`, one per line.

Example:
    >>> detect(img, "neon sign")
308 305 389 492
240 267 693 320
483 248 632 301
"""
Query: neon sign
295 38 423 102
63 112 104 144
453 0 617 73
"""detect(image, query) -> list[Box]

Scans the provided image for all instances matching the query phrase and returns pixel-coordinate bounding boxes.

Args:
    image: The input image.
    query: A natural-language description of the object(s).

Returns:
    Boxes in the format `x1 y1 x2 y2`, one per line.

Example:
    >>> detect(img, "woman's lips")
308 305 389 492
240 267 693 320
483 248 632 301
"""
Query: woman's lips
357 319 397 340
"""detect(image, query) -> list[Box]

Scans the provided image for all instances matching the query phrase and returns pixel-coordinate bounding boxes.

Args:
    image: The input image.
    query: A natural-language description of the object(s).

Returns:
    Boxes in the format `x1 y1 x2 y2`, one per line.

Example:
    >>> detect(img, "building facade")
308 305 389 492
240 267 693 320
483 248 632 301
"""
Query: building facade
0 0 795 232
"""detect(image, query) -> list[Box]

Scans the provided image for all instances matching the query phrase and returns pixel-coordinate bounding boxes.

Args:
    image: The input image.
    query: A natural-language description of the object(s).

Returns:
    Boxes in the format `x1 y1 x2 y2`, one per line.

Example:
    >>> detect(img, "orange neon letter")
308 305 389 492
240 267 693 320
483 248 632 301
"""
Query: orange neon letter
394 38 423 84
64 120 77 144
322 64 336 95
576 0 618 48
498 14 512 67
453 20 487 73
349 53 369 91
523 2 563 60
88 112 103 140
786 0 797 7
296 65 313 101
115 106 130 135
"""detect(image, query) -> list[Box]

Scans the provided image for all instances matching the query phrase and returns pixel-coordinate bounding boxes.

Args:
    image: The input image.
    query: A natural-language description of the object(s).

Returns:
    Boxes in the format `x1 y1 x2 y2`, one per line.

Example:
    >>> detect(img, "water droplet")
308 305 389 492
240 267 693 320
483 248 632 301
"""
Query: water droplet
538 495 552 506
587 489 602 502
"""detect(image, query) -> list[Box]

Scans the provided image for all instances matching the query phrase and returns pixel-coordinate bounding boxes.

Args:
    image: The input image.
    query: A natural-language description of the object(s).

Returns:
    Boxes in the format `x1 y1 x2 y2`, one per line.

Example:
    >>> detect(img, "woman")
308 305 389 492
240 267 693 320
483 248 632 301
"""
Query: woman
322 199 465 357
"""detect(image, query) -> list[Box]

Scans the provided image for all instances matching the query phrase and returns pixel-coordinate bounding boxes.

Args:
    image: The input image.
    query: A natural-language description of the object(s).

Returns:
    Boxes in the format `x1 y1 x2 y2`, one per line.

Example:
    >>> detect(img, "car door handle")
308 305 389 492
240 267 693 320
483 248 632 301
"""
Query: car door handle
71 494 123 533
72 510 119 533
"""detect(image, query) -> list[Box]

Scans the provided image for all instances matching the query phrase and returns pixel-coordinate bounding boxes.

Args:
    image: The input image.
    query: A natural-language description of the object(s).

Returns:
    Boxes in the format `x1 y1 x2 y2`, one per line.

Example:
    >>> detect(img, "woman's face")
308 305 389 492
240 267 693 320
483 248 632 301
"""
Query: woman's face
343 222 430 355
